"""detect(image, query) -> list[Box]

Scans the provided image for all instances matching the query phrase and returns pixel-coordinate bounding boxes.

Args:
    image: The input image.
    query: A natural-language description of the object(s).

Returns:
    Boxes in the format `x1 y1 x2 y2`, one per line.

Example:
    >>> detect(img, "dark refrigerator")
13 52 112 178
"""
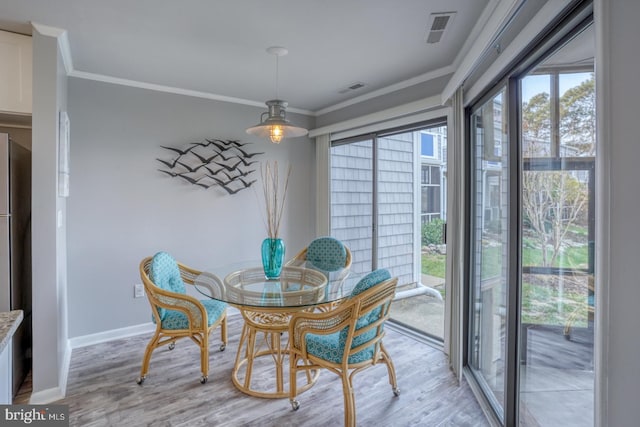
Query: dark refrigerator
0 132 32 397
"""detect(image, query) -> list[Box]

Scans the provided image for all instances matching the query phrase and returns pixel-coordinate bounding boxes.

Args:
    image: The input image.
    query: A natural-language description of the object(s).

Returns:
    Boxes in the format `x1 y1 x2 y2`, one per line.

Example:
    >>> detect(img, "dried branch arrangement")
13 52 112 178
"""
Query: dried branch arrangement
260 160 292 238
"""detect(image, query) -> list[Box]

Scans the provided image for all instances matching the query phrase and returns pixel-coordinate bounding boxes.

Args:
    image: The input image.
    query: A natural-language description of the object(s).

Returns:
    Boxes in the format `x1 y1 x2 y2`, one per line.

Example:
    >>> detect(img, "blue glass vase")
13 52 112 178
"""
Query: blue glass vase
261 238 285 279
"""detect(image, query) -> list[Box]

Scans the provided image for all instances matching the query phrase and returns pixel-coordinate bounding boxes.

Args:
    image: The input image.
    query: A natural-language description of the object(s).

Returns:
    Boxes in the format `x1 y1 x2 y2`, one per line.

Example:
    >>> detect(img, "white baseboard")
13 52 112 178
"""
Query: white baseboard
69 308 240 350
59 340 71 397
28 341 72 404
29 309 240 404
29 386 65 405
69 322 156 349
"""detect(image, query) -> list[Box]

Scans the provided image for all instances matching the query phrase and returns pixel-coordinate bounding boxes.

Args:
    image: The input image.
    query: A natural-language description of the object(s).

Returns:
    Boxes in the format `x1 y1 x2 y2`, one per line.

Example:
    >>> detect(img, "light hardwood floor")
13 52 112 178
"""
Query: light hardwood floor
37 314 488 426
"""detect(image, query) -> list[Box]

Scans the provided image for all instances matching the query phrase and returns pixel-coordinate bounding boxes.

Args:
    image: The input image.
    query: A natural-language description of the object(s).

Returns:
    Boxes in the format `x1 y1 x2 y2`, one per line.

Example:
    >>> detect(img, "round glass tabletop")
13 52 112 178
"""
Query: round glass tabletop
194 260 361 309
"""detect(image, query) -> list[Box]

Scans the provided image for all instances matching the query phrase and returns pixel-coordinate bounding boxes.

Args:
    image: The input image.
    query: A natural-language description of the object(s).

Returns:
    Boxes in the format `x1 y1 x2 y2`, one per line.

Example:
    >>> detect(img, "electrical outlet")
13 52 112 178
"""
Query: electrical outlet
134 283 145 298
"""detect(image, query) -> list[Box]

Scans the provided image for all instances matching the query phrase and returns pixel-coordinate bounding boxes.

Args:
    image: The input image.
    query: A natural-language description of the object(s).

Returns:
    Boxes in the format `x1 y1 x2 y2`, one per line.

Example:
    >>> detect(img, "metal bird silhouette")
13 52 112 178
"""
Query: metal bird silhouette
176 174 206 185
232 146 264 158
160 145 196 155
237 157 258 167
195 182 216 189
157 138 263 195
239 178 257 188
226 140 248 147
191 150 235 163
176 161 207 173
156 157 180 168
210 176 244 195
203 139 230 151
213 160 243 172
223 169 256 180
204 165 225 176
158 169 181 177
191 151 222 164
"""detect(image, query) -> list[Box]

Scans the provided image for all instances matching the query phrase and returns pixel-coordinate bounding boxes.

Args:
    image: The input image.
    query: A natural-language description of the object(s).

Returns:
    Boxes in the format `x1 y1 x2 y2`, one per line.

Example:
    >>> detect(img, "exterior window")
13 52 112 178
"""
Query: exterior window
421 133 435 157
421 165 441 223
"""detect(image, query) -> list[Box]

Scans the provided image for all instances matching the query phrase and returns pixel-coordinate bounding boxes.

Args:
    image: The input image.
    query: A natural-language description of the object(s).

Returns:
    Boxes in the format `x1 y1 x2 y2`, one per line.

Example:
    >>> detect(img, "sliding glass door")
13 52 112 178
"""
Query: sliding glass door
467 9 595 426
330 122 448 340
518 26 595 427
469 87 509 414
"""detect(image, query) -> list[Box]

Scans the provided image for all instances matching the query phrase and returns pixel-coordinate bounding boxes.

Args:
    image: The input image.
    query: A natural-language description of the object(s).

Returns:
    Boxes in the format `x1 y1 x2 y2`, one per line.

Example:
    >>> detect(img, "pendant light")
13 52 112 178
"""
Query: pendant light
246 46 308 143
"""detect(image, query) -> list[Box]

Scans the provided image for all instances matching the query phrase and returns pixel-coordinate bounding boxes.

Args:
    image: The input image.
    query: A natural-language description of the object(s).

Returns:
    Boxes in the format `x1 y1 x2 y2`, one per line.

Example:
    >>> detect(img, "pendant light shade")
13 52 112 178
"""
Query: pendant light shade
246 47 308 143
246 100 308 143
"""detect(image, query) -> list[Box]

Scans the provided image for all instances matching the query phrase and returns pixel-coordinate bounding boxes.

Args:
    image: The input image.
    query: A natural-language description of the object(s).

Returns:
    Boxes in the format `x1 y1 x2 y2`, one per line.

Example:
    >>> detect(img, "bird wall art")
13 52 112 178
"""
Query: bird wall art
156 139 264 195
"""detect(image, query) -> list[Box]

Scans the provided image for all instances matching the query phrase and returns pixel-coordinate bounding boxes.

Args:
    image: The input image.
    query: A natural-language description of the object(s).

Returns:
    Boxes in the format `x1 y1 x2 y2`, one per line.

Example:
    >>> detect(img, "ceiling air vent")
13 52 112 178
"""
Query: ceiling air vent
338 82 366 94
426 12 456 44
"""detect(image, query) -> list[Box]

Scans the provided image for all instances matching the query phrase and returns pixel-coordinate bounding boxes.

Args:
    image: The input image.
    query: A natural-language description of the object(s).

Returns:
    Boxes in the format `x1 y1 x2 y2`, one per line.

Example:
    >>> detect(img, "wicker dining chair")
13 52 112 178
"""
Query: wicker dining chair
137 252 227 385
287 236 352 272
286 236 352 310
288 269 399 427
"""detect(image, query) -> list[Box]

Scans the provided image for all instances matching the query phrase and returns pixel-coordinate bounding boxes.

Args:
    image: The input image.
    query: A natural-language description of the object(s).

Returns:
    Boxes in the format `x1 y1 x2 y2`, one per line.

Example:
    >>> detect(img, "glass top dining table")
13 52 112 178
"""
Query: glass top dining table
194 260 360 309
193 260 361 398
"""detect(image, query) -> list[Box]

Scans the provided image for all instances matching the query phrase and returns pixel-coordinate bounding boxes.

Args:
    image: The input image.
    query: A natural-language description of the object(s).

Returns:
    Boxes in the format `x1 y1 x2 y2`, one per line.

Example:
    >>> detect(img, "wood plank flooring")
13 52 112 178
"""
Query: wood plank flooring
52 313 488 426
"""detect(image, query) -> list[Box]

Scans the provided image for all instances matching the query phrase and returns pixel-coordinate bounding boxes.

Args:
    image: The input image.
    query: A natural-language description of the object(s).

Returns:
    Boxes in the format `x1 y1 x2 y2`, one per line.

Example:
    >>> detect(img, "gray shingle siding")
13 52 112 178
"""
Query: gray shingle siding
331 136 415 285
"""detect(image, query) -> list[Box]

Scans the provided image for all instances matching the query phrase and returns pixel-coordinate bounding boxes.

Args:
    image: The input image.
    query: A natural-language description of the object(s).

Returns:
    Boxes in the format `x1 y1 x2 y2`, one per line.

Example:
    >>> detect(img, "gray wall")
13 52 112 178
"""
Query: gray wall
599 0 640 425
31 27 68 397
66 77 316 338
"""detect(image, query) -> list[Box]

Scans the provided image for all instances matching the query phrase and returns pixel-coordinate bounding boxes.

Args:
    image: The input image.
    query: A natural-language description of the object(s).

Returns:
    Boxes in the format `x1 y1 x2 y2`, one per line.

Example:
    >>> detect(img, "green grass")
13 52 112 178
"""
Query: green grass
481 245 503 278
522 239 589 269
422 242 591 326
421 253 446 278
521 282 590 326
567 224 588 236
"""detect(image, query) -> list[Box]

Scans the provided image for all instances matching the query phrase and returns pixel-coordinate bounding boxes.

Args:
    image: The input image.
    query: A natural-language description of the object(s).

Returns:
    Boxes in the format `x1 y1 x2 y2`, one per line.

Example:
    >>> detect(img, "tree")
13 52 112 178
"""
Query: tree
522 171 587 267
422 218 445 246
560 74 596 156
521 73 593 267
522 92 551 156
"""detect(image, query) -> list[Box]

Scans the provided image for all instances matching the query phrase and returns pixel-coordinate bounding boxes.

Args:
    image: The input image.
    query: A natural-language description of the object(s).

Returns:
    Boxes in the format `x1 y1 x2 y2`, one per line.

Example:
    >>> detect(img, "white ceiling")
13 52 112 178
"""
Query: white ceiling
0 0 491 114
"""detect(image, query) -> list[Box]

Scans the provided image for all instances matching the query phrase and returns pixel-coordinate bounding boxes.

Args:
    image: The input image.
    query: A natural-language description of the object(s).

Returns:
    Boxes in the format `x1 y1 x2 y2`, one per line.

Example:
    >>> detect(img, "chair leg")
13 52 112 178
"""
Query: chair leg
341 372 356 427
289 353 300 410
380 342 400 396
200 332 209 384
137 331 160 384
220 313 228 351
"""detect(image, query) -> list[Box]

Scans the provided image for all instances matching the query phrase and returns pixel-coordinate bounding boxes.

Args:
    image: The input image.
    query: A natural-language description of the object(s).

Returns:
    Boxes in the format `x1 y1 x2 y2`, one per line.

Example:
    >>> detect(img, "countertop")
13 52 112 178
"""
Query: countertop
0 310 23 354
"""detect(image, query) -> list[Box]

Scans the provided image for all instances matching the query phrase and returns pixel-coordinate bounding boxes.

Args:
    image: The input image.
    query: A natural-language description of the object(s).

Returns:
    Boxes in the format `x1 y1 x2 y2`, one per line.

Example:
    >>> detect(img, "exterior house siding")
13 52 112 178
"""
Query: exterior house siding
331 134 414 286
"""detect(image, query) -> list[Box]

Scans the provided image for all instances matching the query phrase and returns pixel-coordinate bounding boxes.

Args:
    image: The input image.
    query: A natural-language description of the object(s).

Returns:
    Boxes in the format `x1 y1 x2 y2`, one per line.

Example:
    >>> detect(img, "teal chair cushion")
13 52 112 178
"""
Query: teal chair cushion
306 237 348 272
149 252 186 320
154 299 227 330
306 269 391 364
305 331 375 364
349 268 391 326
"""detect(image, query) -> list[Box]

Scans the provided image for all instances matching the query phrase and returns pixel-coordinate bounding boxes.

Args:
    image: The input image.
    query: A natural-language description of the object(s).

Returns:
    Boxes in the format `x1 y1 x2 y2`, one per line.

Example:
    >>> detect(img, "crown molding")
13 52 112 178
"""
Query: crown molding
309 94 443 138
31 22 74 74
314 65 454 117
68 69 313 115
69 71 316 115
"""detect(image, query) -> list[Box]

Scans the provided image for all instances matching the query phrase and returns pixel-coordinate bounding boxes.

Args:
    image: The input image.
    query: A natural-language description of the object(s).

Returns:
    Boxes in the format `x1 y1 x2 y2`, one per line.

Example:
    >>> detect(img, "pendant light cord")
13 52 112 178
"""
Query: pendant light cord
275 54 279 100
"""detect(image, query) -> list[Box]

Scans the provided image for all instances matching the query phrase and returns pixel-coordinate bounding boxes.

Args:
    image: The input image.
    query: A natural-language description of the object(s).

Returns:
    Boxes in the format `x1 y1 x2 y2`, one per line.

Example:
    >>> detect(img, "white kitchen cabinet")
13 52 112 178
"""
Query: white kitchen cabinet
0 30 32 114
0 340 11 404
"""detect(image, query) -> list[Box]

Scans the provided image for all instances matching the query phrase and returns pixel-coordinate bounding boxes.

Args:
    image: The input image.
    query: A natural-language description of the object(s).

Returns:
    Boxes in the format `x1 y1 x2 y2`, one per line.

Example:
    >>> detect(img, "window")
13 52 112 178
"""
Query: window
466 12 595 426
421 133 435 157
